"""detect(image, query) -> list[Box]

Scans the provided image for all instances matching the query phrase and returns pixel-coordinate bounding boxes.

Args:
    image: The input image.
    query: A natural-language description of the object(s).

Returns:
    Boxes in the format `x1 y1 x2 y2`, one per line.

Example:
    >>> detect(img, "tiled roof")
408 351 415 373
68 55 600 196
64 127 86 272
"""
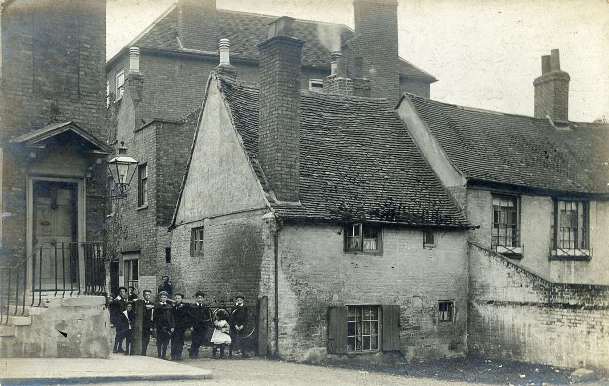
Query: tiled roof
219 77 468 227
128 5 436 81
407 94 609 194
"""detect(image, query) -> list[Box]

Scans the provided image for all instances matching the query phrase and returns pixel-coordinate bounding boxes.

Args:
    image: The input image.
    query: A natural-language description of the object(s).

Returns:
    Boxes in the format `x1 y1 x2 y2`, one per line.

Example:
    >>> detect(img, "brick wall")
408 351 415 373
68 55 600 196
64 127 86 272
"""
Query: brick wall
468 242 609 370
276 223 469 362
0 0 107 258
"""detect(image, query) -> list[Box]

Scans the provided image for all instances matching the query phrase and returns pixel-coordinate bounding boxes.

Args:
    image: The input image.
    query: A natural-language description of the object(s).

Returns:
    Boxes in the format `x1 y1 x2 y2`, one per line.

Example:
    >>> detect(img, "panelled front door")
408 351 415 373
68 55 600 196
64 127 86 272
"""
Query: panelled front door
32 180 78 291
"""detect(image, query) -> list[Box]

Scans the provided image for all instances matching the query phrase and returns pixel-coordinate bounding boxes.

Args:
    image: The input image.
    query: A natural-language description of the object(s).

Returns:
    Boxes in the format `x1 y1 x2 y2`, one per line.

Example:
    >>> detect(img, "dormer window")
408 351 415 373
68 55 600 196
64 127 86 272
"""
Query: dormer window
115 70 125 100
309 79 324 92
344 223 381 253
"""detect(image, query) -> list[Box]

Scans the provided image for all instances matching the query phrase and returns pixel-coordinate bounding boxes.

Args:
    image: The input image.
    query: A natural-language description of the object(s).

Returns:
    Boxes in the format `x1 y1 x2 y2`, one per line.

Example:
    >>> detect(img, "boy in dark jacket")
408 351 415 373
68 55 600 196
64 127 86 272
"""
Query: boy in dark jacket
170 293 190 360
114 301 135 354
154 291 174 359
140 289 155 355
110 287 128 353
230 295 249 358
189 291 211 359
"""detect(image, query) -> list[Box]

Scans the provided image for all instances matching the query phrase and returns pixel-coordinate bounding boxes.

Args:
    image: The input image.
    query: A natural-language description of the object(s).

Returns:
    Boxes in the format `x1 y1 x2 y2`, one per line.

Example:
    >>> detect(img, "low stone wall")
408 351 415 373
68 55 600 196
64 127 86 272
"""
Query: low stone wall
468 242 609 370
0 296 111 358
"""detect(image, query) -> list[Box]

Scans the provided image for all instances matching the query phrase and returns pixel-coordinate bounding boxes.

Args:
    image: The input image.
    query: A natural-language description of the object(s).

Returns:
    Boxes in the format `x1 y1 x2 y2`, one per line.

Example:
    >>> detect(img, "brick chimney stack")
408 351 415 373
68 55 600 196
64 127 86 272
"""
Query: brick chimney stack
534 49 570 122
177 0 217 52
352 0 400 103
257 16 303 203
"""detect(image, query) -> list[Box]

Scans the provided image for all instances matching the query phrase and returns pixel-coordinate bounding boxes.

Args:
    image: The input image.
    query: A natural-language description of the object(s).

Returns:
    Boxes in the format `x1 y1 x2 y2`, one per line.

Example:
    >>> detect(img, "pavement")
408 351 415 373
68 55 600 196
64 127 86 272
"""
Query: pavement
0 355 212 385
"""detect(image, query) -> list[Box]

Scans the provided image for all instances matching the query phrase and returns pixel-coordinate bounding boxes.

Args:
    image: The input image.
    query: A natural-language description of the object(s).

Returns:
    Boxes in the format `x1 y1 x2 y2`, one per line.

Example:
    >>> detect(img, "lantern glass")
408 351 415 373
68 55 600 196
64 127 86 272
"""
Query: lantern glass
108 155 137 194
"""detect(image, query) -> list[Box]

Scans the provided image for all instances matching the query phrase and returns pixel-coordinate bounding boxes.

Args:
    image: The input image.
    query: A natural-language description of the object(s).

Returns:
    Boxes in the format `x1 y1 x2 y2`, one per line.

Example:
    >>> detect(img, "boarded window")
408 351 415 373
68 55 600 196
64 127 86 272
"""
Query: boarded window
327 306 347 354
381 304 400 351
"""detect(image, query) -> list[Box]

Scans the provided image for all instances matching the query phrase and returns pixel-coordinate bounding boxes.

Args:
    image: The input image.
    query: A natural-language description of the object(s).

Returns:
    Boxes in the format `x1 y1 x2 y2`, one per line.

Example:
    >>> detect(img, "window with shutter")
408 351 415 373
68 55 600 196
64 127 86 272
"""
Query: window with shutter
327 306 347 354
381 304 400 352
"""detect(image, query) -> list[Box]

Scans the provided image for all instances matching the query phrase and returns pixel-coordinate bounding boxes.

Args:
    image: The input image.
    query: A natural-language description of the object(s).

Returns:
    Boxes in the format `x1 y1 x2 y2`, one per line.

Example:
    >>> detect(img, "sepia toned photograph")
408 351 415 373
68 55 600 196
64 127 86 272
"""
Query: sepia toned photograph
0 0 608 384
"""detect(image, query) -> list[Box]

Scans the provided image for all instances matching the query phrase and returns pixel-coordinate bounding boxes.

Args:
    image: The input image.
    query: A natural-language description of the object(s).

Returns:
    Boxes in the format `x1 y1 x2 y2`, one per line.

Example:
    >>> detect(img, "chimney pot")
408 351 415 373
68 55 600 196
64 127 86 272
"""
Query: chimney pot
129 47 140 73
550 48 561 71
218 38 231 66
541 55 551 74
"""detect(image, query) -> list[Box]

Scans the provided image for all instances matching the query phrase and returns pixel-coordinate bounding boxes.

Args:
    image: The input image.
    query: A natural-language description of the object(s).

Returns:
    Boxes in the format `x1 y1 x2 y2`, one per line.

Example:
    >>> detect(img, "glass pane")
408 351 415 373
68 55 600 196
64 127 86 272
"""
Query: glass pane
347 321 355 336
363 336 370 350
363 322 370 334
347 337 355 352
371 335 378 350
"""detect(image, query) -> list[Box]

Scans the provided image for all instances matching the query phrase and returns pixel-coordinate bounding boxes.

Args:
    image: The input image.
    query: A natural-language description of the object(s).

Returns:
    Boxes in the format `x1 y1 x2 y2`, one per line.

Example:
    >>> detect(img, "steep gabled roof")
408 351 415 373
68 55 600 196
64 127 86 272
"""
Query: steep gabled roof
10 121 112 153
219 77 467 227
406 94 609 195
110 4 436 82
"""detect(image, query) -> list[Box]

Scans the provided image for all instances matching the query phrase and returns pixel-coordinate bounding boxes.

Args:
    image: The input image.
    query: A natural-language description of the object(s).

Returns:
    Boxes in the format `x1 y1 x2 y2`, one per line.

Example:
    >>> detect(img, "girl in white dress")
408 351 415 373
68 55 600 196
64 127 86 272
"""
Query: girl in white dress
210 308 232 358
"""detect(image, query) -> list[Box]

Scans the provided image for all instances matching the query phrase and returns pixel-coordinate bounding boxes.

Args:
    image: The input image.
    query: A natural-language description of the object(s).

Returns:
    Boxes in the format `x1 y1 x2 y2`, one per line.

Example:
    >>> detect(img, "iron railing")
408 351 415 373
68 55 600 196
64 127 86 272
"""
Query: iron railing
31 242 106 306
0 260 27 324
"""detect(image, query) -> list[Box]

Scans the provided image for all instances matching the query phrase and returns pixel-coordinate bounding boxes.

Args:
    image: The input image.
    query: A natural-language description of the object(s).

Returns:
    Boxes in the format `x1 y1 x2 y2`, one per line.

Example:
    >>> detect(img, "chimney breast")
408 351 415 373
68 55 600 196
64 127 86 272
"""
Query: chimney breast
257 17 304 202
177 0 217 51
352 0 400 103
534 49 570 121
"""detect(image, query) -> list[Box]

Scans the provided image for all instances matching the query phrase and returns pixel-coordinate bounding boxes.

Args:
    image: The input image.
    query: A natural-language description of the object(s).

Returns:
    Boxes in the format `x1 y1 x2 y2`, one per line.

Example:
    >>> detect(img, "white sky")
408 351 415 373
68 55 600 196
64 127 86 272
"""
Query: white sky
107 0 609 122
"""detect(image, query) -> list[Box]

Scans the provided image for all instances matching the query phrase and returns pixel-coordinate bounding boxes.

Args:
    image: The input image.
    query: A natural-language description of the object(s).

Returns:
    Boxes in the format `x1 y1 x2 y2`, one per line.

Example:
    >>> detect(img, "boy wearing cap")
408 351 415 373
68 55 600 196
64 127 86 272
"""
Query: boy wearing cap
230 295 249 358
189 291 211 359
154 291 174 359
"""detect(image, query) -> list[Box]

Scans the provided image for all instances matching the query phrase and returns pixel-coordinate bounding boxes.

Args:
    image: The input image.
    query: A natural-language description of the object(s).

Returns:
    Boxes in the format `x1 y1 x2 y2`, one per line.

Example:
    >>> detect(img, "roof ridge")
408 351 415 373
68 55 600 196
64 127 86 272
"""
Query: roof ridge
218 8 351 30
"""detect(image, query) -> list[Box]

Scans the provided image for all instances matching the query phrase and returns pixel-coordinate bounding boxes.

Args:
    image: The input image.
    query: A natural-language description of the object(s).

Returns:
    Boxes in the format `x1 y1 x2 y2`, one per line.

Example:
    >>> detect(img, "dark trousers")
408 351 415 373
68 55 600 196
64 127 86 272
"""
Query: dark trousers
230 331 246 356
170 328 186 360
156 331 171 359
124 330 133 355
189 327 207 358
141 330 151 356
113 328 125 353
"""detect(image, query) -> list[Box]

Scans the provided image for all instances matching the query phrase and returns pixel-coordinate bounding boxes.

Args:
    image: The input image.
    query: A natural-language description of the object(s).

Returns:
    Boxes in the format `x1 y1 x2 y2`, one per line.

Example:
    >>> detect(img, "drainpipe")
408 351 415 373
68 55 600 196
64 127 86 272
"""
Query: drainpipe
273 223 280 358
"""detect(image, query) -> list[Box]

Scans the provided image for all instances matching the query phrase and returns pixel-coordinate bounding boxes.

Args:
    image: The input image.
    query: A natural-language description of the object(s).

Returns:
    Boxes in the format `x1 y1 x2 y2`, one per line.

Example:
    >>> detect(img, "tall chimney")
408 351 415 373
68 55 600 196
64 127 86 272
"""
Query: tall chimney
534 49 570 121
352 0 400 103
177 0 217 52
257 16 303 203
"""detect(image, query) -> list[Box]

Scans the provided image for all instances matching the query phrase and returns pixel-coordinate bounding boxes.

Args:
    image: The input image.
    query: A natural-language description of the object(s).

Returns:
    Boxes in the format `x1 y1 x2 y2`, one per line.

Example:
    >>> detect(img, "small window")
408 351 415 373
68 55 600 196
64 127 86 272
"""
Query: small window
309 79 324 92
423 230 435 248
554 200 589 251
115 70 125 100
344 223 381 253
137 163 148 207
165 247 171 264
124 258 139 289
347 305 380 352
190 226 204 256
438 301 454 323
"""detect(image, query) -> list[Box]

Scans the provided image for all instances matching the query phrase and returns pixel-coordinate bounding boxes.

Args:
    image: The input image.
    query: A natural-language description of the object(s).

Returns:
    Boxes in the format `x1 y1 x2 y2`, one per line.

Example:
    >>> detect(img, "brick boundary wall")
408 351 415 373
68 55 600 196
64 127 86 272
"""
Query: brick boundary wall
468 242 609 371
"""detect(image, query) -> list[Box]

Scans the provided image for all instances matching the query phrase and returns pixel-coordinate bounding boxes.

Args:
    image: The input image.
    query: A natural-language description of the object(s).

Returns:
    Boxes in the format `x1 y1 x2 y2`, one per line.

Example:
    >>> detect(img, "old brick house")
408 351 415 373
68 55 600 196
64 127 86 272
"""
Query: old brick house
0 0 112 357
107 0 437 293
398 49 609 369
169 16 471 362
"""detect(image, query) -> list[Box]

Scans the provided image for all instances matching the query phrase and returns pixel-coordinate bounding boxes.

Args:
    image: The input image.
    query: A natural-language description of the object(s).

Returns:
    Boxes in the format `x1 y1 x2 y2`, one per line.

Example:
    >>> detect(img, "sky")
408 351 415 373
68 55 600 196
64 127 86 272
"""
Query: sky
107 0 609 122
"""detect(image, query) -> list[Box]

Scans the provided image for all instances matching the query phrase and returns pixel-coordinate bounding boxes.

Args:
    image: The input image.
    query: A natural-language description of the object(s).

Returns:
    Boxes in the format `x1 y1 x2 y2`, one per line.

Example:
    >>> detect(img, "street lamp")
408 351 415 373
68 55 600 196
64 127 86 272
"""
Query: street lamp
107 143 137 200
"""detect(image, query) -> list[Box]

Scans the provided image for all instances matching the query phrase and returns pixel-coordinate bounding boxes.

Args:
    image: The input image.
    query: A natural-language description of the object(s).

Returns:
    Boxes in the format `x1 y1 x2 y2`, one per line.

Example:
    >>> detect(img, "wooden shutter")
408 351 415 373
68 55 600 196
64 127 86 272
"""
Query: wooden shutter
327 306 347 354
382 304 401 352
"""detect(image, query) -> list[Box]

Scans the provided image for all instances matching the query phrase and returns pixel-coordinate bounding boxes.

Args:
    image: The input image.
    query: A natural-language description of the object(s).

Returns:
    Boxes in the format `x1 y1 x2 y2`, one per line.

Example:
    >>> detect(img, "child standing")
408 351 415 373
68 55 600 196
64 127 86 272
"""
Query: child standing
210 308 232 358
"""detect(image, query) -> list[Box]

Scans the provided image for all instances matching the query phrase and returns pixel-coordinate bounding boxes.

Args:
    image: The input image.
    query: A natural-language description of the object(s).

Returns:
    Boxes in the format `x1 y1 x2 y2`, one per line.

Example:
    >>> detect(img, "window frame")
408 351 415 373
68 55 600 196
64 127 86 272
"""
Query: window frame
123 257 139 289
346 305 381 353
115 69 125 100
423 230 435 248
308 79 324 92
491 194 522 256
552 199 591 259
438 300 455 323
190 226 204 257
344 223 382 254
137 163 148 208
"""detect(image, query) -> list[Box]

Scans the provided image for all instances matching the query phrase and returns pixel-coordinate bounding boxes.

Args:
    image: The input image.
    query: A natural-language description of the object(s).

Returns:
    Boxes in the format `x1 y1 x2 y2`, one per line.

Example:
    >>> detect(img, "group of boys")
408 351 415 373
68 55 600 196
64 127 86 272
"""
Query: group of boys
109 286 249 360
